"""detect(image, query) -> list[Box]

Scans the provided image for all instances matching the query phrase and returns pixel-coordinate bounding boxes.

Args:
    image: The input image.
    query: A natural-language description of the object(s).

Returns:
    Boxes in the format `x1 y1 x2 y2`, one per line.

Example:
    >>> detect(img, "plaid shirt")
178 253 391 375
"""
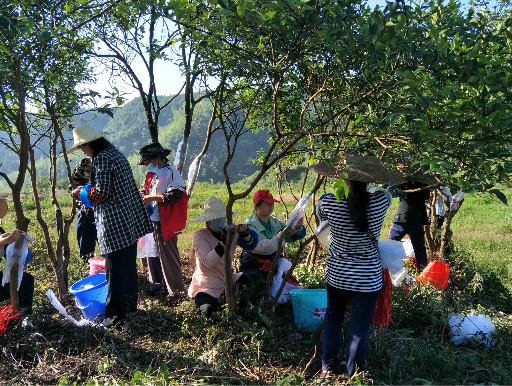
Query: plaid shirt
92 144 153 254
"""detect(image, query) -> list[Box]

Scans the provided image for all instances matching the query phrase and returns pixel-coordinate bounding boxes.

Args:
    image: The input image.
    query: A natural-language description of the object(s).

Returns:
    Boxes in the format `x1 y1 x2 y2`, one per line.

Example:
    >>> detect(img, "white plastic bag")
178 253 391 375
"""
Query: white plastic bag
435 187 452 216
314 221 331 248
450 192 466 212
402 239 415 258
137 233 158 259
448 313 495 347
173 136 188 170
286 192 312 228
378 240 406 278
2 233 33 290
46 289 97 327
186 154 203 196
269 258 303 304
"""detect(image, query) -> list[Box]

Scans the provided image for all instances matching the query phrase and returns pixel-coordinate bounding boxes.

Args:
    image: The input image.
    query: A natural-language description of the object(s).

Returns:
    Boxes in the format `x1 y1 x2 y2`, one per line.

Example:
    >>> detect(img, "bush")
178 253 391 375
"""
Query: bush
294 264 326 289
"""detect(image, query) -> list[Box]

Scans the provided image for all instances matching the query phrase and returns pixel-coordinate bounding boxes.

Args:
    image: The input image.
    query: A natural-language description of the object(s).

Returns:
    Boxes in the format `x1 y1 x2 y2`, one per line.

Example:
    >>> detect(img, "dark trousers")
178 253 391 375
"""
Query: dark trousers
104 242 138 319
76 209 97 259
321 283 380 376
0 272 34 314
388 222 428 271
194 274 253 317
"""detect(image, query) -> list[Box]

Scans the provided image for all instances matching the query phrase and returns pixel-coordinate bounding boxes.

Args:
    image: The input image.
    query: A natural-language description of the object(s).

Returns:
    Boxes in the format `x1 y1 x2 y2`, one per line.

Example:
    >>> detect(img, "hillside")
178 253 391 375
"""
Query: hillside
0 95 269 192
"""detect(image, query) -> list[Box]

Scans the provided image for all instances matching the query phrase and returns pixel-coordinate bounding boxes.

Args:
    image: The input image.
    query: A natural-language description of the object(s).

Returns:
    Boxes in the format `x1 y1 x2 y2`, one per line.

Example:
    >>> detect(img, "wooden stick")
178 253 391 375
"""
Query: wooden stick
270 235 315 308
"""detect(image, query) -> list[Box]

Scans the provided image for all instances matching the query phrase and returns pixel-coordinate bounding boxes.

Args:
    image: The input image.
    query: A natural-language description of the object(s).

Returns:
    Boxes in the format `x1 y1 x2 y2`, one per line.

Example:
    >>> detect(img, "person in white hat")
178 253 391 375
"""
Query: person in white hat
188 196 258 317
68 124 153 328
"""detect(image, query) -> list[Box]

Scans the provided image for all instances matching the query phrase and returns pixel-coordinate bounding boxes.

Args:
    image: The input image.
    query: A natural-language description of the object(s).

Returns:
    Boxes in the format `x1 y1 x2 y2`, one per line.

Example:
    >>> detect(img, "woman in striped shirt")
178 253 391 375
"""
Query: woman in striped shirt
313 155 399 376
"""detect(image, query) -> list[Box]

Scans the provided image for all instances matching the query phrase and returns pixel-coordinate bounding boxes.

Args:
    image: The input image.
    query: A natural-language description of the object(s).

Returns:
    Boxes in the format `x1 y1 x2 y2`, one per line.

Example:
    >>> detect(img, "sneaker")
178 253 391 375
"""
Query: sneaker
320 370 335 378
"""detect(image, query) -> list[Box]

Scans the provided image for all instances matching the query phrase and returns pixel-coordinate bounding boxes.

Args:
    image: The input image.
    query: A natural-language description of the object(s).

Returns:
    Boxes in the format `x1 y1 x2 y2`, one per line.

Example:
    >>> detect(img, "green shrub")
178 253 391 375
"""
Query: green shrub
294 264 326 289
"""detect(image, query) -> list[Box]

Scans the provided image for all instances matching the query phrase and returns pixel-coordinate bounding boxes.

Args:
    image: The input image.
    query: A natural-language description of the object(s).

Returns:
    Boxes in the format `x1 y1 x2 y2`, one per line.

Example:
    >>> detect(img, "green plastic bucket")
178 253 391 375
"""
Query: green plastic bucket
289 289 327 333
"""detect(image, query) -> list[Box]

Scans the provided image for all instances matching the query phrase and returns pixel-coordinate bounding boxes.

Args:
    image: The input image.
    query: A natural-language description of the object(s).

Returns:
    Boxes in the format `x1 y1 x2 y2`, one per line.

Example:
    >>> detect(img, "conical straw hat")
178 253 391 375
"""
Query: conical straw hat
396 163 439 185
311 155 402 184
191 196 239 223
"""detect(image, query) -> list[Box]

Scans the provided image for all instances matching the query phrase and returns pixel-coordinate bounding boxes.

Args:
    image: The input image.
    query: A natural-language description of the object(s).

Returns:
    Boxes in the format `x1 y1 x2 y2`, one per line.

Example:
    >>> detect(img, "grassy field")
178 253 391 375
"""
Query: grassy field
1 181 512 385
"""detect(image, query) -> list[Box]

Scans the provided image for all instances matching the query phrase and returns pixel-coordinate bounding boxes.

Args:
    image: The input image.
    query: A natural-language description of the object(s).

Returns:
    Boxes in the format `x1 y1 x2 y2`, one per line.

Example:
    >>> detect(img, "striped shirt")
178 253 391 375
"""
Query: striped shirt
317 191 390 292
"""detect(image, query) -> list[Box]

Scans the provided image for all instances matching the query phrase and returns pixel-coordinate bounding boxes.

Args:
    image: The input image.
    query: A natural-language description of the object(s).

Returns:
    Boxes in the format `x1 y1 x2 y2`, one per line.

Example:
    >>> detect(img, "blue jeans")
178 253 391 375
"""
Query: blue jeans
388 222 428 271
321 283 380 376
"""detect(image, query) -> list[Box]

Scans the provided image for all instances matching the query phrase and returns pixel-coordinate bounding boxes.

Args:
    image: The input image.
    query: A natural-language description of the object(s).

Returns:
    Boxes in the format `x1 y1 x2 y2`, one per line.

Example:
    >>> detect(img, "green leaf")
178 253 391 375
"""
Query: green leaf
490 189 507 205
237 0 246 18
404 71 414 80
0 45 8 53
65 4 72 13
450 170 466 179
41 31 52 40
265 10 277 19
308 154 315 166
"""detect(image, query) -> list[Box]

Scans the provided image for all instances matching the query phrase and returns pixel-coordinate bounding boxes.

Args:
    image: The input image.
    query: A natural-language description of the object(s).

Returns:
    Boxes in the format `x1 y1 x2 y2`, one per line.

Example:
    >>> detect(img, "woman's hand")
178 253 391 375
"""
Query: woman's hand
71 186 83 200
143 195 154 207
234 224 250 237
294 217 304 229
0 229 21 247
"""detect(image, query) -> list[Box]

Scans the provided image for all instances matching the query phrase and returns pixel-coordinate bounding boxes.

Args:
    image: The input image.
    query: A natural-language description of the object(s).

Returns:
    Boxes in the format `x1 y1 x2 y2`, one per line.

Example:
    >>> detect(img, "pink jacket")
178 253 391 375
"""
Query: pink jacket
188 227 243 299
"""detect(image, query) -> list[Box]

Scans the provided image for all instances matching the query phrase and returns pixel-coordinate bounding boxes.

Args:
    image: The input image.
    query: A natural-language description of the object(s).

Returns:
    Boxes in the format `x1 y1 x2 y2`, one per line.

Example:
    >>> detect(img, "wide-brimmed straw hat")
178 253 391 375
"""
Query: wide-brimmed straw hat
311 155 403 184
191 196 239 224
137 142 172 165
67 124 108 154
396 163 439 185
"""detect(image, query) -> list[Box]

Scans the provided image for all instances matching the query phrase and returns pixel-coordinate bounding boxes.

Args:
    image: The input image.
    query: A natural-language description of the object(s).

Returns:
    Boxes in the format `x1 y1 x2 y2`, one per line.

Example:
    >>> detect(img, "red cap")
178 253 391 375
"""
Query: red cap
253 189 279 204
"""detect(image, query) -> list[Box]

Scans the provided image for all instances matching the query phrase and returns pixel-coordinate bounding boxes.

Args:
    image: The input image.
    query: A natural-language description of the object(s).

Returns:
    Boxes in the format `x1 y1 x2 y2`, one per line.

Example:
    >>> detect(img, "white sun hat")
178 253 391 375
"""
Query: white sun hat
67 124 109 154
191 196 239 224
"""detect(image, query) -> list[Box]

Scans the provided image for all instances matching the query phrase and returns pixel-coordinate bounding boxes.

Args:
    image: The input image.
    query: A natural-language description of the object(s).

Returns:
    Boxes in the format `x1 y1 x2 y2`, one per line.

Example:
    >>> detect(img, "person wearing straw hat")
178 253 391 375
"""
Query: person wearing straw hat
138 142 188 299
189 196 258 317
239 189 306 288
388 165 437 272
68 124 153 327
311 155 399 377
0 198 34 314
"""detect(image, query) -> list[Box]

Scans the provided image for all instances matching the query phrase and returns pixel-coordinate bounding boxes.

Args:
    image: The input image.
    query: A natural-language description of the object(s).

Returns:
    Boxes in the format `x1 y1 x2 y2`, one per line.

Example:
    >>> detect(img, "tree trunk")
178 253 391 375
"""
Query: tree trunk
439 210 455 261
223 199 236 310
306 238 319 268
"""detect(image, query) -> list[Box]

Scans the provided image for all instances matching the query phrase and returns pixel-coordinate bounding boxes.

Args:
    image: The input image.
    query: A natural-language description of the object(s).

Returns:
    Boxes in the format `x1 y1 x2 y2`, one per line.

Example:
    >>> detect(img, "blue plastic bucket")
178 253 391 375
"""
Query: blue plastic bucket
69 273 108 321
289 289 327 333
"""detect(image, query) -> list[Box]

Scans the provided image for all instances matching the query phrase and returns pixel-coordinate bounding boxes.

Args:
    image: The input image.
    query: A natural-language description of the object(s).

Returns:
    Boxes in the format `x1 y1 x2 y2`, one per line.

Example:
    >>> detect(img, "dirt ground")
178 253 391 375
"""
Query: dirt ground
0 189 68 201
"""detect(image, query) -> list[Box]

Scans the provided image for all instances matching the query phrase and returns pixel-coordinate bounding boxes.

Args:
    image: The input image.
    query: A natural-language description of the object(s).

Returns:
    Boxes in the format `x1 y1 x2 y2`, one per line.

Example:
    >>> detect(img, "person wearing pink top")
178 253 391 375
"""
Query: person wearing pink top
188 196 258 317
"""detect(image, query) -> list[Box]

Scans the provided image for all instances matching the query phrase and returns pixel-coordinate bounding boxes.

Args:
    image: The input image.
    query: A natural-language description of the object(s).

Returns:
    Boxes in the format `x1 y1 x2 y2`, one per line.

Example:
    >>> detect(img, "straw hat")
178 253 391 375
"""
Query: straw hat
67 124 108 154
0 198 7 219
311 155 403 184
191 196 239 224
396 163 439 185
